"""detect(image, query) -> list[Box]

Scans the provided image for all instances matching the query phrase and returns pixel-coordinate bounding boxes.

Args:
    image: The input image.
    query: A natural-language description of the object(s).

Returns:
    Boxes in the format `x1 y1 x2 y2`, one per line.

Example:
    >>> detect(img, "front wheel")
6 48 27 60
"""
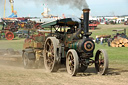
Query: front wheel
95 49 109 75
66 49 79 76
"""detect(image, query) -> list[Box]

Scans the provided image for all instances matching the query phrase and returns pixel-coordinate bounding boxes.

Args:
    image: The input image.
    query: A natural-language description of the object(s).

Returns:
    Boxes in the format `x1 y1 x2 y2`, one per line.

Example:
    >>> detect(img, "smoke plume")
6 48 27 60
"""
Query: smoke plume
43 0 89 10
25 0 89 10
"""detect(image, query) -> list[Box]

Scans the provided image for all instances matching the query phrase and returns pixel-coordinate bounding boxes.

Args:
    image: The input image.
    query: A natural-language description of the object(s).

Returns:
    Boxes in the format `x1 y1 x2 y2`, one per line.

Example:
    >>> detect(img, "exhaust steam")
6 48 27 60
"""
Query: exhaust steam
24 0 89 10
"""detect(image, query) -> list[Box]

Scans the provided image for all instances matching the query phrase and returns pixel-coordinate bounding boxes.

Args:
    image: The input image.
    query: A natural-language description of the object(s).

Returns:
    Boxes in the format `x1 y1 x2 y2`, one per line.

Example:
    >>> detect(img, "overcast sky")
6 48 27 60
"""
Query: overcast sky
0 0 128 18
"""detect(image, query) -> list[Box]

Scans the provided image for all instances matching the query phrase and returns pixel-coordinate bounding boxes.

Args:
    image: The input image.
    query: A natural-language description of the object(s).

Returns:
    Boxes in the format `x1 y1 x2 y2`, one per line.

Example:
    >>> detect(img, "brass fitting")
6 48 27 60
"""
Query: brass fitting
83 9 90 13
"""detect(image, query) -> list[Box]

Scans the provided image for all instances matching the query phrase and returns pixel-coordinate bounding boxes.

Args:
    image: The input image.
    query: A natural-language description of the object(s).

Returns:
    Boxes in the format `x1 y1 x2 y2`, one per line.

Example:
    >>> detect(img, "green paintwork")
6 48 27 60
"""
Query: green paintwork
1 33 5 36
68 42 79 50
13 33 16 37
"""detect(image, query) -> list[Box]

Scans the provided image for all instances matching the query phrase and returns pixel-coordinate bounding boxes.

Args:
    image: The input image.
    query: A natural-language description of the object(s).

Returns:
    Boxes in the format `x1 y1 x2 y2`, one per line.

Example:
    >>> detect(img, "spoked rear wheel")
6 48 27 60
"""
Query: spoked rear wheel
66 49 79 76
95 49 109 75
44 37 60 72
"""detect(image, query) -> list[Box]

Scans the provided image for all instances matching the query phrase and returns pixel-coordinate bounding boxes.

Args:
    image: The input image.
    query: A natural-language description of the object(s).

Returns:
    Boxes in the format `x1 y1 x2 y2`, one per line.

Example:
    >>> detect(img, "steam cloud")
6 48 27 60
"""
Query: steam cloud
0 0 89 10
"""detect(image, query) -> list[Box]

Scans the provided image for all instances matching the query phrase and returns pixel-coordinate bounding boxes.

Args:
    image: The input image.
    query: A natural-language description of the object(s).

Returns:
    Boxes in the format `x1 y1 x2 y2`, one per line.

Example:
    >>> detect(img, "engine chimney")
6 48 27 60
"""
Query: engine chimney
82 9 91 38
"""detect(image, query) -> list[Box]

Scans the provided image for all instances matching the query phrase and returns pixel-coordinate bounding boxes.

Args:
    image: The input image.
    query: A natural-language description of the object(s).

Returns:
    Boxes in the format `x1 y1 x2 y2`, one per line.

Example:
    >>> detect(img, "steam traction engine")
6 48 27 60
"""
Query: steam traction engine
22 9 109 76
0 20 19 40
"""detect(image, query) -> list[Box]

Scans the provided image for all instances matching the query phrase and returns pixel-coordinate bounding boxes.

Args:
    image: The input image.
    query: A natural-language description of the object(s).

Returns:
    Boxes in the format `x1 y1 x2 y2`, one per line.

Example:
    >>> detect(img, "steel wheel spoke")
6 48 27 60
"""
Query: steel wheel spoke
95 50 109 75
68 53 74 74
45 39 55 70
47 41 51 46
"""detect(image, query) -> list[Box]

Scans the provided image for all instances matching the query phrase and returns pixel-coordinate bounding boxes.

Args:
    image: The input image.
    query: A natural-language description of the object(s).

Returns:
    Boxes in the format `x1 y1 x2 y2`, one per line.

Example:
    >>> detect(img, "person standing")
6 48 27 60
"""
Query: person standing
100 37 104 45
96 36 99 44
107 38 112 47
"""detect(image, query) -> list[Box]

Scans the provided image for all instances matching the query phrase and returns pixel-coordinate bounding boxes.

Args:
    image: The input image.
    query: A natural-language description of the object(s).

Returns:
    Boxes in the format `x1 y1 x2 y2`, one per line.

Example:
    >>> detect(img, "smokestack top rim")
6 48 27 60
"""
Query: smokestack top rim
83 9 90 13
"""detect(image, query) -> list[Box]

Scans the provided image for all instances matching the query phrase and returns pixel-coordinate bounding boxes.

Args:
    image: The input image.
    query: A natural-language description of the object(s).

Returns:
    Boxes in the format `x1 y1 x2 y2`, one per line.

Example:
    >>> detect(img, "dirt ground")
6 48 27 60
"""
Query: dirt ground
0 59 128 85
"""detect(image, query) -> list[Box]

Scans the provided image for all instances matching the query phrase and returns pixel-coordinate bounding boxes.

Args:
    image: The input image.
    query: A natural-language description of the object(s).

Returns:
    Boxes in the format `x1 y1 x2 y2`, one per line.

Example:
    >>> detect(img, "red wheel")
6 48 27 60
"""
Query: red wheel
5 32 14 40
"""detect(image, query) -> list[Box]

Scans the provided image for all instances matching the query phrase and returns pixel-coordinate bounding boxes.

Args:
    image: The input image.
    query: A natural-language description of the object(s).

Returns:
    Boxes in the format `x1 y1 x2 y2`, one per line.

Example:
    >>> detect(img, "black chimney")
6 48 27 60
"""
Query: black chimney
82 9 91 38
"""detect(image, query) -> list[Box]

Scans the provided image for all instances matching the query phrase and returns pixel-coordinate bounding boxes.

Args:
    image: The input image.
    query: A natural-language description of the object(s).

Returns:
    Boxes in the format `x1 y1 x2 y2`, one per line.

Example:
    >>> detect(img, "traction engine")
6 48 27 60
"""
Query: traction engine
22 9 109 76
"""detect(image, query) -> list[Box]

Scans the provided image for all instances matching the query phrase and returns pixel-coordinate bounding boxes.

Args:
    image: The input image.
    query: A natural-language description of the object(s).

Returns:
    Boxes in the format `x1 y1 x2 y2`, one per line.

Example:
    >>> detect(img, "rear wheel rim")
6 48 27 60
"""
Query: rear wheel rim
44 37 60 72
45 39 54 70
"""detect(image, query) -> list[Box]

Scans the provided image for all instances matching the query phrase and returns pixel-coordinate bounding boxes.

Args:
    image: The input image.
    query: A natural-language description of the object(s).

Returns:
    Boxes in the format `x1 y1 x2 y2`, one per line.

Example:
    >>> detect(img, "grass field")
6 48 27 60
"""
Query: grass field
0 39 24 50
91 24 128 66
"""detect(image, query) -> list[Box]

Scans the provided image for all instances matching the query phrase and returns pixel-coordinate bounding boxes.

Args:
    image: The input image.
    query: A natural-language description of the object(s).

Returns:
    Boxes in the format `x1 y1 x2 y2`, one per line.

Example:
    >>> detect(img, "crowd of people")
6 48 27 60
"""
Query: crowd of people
95 36 112 46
